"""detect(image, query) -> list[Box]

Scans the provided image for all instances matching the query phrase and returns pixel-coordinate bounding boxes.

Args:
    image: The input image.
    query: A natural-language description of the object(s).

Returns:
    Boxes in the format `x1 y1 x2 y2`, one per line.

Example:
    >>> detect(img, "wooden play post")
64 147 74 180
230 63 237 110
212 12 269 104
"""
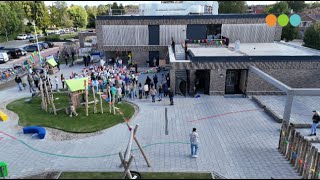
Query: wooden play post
92 85 97 114
108 86 111 113
39 78 46 110
127 123 151 167
43 81 51 106
99 89 103 114
84 80 88 116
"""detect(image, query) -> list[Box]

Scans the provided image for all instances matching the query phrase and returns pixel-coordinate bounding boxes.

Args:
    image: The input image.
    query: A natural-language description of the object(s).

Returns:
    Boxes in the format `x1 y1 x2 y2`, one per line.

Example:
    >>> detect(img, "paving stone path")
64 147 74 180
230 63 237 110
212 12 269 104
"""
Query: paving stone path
0 65 300 179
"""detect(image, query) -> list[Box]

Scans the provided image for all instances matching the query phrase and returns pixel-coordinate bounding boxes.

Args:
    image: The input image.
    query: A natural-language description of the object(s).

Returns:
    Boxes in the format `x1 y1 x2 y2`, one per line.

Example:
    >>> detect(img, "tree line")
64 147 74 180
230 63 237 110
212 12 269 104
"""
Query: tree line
0 1 133 42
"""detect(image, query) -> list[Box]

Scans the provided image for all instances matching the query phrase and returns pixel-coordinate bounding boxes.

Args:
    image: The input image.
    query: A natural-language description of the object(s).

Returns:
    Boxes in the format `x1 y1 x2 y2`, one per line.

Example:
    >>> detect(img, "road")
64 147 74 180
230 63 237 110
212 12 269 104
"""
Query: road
0 39 31 48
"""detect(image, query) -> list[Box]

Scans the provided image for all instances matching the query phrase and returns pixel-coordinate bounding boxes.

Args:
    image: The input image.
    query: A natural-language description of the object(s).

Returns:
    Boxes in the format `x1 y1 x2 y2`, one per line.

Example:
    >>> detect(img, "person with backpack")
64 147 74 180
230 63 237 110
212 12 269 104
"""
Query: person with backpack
310 111 320 136
14 75 23 91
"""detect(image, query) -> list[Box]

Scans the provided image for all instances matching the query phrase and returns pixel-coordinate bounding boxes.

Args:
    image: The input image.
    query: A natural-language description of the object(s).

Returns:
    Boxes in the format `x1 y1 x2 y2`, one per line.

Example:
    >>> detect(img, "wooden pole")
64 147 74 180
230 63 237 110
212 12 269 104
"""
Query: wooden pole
108 86 111 113
51 91 57 115
112 93 116 115
43 81 51 105
84 80 89 116
99 90 103 114
132 124 151 167
92 85 97 114
39 79 45 110
124 128 134 162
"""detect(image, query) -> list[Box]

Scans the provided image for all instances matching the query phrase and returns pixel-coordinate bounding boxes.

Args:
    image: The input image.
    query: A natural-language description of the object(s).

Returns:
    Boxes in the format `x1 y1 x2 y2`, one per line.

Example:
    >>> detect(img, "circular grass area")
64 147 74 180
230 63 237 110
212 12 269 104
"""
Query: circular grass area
6 92 135 133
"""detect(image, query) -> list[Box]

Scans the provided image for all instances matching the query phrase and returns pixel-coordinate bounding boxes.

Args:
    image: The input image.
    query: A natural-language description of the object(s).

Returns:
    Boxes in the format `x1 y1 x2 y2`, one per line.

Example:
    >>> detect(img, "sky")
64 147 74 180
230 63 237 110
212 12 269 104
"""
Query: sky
44 1 295 7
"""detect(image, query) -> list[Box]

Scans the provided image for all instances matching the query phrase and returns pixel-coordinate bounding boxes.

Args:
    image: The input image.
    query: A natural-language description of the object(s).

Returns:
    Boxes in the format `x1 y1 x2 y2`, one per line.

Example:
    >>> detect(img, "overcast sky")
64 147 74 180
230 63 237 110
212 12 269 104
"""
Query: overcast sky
44 1 305 7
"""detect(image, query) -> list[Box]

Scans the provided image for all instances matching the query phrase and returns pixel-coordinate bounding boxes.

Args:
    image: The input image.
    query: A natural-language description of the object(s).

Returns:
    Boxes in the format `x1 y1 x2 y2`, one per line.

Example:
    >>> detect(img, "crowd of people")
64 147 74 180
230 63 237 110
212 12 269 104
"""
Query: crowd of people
15 54 175 106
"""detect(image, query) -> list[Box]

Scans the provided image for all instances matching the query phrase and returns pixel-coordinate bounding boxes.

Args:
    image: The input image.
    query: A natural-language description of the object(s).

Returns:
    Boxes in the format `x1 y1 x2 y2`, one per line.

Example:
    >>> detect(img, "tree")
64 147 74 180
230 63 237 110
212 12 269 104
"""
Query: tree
0 2 22 39
61 13 73 28
218 1 247 14
49 1 68 28
97 4 110 16
265 1 289 14
303 22 320 50
6 1 26 32
86 6 97 28
67 5 88 30
22 1 50 33
281 24 299 42
286 1 306 13
310 2 320 9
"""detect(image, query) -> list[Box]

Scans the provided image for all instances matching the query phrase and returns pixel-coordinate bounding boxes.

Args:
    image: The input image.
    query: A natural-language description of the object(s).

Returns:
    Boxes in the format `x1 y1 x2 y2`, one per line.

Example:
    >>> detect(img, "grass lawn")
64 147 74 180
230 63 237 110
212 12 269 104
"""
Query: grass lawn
59 172 213 179
6 92 135 133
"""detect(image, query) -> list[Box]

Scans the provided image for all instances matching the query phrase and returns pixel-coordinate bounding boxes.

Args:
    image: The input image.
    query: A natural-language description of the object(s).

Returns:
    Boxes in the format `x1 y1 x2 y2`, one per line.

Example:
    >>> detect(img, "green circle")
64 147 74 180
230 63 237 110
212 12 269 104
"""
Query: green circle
278 14 289 27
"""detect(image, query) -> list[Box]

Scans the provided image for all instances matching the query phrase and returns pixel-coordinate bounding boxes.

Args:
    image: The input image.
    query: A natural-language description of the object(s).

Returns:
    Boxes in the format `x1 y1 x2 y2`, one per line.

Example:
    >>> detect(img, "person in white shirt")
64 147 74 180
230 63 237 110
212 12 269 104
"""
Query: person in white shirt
117 86 122 103
190 128 200 158
54 76 59 92
144 83 149 99
29 67 33 74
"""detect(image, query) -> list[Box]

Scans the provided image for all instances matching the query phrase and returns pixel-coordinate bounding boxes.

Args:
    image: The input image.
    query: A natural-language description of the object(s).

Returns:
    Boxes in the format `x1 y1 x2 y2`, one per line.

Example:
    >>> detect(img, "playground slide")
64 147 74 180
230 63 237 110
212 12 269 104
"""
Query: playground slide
0 110 8 121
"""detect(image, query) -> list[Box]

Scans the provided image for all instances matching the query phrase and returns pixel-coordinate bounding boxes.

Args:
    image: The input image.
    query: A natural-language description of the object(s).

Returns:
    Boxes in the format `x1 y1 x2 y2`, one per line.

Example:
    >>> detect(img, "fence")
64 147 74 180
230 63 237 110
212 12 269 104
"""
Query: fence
279 121 320 179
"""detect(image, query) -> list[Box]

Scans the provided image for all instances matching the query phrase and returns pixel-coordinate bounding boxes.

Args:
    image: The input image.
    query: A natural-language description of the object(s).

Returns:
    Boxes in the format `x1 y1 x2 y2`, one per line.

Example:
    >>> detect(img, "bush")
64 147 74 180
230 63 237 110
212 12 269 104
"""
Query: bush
303 23 320 50
44 34 61 41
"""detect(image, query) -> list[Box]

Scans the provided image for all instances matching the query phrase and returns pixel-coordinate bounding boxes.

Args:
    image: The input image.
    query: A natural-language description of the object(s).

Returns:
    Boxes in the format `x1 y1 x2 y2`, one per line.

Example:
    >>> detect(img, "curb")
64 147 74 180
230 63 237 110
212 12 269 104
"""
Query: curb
251 96 282 123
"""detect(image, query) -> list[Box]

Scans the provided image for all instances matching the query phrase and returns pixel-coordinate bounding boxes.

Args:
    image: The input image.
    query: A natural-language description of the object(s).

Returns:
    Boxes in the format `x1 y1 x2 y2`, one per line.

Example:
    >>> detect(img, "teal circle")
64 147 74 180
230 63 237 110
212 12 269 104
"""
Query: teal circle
278 14 289 27
290 14 301 27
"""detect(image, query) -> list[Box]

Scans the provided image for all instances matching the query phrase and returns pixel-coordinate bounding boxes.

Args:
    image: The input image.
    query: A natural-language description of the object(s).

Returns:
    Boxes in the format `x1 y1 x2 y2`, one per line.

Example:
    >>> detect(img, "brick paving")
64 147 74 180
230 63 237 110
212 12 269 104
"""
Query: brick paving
0 65 300 179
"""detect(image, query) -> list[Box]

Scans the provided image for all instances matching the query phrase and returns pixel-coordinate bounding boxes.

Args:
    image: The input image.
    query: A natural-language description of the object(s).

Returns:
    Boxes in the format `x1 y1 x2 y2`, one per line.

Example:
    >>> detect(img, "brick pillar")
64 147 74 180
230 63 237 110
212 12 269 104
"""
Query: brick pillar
189 70 196 95
79 34 85 48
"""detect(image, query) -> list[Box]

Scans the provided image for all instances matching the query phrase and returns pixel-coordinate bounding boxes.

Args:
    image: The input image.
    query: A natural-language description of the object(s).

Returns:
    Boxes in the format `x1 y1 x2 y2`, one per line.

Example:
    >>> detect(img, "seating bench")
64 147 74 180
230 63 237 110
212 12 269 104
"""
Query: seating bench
23 126 46 139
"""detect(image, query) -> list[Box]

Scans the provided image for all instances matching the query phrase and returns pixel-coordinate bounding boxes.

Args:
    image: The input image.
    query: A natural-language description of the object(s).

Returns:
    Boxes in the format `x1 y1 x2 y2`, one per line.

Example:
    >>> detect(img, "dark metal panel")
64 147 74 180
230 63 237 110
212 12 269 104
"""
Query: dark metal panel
187 24 207 41
149 25 159 45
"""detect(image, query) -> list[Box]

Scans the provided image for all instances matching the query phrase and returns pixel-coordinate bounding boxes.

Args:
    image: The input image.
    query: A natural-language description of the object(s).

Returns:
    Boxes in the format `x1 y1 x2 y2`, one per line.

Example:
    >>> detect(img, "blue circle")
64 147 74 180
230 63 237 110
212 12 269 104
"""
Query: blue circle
290 14 301 27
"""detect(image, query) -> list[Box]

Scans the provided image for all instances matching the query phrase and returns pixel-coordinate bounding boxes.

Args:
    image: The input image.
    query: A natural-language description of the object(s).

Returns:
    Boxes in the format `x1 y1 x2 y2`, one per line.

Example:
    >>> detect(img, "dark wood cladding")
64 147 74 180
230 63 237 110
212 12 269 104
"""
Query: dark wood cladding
97 45 167 52
96 17 265 25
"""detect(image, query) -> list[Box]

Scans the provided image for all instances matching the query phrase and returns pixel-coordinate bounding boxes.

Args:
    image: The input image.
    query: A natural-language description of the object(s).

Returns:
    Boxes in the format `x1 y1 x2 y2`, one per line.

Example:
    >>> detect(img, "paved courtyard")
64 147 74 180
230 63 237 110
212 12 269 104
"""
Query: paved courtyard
254 95 320 123
0 64 300 179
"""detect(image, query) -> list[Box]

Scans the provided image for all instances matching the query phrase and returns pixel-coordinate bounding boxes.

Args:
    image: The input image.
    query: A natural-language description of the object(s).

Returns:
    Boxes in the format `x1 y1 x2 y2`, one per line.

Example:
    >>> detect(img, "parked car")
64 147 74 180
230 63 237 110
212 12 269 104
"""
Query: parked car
0 52 9 63
37 42 49 49
19 48 27 56
16 34 28 40
29 37 36 43
0 48 22 59
43 41 54 48
23 45 43 52
26 33 34 39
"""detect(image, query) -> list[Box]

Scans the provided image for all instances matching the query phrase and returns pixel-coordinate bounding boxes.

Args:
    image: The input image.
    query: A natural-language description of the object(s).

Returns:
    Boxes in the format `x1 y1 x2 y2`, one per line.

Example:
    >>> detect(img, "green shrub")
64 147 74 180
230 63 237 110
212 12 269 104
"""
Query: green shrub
45 34 61 41
303 23 320 50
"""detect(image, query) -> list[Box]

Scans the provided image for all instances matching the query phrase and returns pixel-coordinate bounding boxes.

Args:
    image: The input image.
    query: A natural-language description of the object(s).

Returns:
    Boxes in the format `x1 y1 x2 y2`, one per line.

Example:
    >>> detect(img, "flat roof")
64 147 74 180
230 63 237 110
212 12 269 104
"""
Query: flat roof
189 43 320 57
96 14 268 20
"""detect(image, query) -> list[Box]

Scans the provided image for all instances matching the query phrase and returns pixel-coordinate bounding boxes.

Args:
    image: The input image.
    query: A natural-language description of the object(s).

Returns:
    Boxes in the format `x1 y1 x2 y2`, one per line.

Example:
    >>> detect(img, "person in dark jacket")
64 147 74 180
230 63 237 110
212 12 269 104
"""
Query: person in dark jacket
310 111 320 136
146 76 151 89
163 82 168 97
86 55 91 66
15 75 23 91
153 75 158 89
64 52 69 66
83 56 87 67
158 84 163 101
168 88 174 105
71 51 75 66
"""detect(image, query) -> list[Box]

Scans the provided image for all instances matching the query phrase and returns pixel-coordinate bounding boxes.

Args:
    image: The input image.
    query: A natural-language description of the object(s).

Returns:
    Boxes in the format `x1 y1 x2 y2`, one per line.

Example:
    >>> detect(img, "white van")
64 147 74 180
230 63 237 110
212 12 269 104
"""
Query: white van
0 52 9 63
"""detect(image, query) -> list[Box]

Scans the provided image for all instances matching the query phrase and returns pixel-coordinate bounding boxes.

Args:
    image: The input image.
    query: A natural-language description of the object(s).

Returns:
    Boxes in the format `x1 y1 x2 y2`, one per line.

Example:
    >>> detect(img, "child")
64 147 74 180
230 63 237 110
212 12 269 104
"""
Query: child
69 103 78 117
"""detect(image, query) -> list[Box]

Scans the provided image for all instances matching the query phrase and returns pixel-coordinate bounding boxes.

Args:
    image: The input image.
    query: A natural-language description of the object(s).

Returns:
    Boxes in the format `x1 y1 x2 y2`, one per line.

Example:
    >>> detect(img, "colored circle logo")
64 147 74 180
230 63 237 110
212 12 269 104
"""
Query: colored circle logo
278 14 289 27
290 14 301 27
265 14 277 27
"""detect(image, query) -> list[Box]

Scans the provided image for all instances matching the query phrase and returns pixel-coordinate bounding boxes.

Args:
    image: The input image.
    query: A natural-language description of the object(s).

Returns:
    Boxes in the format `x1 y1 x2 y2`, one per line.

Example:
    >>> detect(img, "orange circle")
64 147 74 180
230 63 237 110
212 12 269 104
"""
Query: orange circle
265 14 277 27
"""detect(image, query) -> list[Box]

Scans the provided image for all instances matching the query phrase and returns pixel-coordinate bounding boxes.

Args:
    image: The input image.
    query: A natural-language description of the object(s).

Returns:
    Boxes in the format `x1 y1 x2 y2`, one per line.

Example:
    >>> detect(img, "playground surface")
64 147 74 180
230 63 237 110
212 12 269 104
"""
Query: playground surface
0 64 302 179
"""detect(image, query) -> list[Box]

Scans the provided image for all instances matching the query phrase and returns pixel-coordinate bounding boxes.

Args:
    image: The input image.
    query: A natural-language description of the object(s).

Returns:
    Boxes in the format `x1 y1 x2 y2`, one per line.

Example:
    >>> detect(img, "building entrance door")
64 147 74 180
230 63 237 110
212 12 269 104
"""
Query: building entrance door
225 69 248 94
195 70 210 95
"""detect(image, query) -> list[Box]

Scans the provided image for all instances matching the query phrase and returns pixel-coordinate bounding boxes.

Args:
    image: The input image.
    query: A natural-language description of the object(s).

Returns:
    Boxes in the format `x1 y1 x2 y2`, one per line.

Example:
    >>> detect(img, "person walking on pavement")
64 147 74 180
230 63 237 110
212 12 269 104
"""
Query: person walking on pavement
54 76 59 92
61 74 65 89
158 84 163 101
146 76 151 90
190 128 200 158
144 83 149 99
15 75 23 91
27 74 35 93
168 88 174 105
310 110 320 136
153 74 158 89
163 82 168 97
71 51 75 66
150 86 157 103
87 54 91 66
64 52 69 66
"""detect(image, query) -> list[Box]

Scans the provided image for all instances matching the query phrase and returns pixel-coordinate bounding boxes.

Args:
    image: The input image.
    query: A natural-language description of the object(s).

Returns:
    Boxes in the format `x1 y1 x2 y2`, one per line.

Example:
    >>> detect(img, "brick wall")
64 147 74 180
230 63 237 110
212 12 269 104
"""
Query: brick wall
173 60 320 95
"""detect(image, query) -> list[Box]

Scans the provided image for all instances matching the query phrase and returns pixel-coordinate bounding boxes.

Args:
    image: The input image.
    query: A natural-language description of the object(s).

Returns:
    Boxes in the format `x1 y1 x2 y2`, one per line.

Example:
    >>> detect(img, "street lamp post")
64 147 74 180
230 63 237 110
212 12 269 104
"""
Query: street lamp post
33 21 42 67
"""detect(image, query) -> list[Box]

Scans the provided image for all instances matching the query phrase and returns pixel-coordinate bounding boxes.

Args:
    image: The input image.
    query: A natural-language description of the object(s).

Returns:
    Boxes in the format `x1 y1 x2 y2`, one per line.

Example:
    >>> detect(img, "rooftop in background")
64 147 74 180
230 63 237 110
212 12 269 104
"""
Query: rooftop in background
188 42 320 60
